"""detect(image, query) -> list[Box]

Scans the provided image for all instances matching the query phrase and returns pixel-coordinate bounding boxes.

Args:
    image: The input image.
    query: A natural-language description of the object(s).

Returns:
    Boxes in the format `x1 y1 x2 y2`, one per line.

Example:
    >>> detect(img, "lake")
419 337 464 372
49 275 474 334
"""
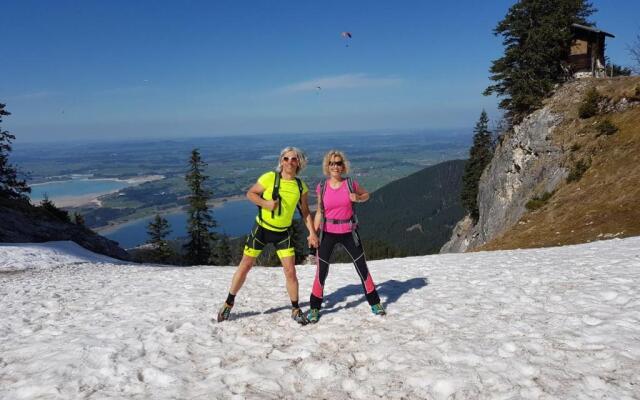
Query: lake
102 200 258 249
29 178 129 202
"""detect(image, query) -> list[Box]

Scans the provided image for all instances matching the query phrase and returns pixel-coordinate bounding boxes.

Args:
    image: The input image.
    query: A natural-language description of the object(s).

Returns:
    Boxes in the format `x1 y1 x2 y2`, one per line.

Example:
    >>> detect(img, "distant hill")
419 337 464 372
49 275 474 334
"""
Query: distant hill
355 159 466 256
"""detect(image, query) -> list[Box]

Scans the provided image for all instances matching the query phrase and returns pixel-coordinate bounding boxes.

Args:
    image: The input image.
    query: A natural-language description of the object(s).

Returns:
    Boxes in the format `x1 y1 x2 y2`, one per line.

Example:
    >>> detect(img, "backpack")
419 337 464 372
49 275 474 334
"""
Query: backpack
257 171 304 230
318 177 360 246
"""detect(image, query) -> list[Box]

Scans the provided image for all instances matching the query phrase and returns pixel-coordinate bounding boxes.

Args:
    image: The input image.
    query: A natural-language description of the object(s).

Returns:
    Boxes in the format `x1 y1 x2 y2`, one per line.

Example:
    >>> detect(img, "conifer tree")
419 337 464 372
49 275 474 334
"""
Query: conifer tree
147 214 173 262
184 149 217 265
40 194 71 222
73 212 86 226
0 103 30 199
484 0 595 125
461 110 493 223
209 235 232 266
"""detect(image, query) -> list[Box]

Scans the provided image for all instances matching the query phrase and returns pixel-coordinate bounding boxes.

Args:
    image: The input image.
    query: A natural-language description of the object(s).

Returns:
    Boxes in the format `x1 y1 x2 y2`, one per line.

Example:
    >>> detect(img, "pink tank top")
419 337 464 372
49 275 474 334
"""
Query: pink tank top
316 179 359 234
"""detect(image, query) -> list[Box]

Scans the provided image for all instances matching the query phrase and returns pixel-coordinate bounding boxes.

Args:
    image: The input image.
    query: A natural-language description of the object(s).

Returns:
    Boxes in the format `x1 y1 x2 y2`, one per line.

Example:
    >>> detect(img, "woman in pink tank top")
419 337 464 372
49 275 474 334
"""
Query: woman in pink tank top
306 150 385 323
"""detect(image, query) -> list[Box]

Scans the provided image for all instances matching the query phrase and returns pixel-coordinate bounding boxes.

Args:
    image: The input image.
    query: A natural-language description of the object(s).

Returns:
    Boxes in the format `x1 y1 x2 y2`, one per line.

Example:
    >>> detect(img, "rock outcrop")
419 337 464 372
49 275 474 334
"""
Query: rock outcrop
0 199 129 260
442 77 640 253
441 106 568 252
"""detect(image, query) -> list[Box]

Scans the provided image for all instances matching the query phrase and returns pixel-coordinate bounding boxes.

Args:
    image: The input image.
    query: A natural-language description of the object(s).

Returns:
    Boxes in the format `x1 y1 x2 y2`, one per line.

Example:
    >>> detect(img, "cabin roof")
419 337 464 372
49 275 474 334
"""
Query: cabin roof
571 23 615 38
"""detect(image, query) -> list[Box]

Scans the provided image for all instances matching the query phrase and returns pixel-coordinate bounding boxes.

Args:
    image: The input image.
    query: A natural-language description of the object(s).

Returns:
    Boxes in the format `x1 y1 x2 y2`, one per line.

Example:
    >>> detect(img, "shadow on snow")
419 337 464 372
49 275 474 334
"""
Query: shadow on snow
221 276 429 322
321 277 429 315
261 277 429 317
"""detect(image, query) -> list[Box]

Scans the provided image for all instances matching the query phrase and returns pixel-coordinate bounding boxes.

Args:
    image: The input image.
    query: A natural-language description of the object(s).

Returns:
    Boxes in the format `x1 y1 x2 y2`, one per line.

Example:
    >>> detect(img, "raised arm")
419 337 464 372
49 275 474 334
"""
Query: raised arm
349 182 370 203
246 182 277 211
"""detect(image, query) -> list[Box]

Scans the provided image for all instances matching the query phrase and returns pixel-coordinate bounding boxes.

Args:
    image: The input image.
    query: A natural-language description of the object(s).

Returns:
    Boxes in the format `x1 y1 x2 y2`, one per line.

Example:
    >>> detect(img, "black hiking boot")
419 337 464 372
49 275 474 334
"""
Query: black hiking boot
291 308 309 325
217 302 233 322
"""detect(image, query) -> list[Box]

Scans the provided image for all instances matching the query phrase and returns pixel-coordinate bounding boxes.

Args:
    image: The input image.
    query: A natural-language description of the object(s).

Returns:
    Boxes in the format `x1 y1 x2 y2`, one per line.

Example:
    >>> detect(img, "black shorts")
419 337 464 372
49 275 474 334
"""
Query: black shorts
243 224 295 259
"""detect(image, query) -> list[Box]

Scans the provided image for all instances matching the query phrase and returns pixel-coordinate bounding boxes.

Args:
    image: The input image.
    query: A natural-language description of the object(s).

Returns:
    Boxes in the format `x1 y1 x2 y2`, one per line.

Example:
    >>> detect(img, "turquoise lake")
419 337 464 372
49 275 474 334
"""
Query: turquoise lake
29 179 129 202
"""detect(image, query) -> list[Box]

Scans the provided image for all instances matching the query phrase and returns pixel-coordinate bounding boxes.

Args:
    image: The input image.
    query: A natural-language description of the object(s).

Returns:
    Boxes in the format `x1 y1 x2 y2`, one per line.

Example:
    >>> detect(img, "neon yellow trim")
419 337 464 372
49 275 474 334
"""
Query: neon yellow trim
276 247 295 259
243 245 262 258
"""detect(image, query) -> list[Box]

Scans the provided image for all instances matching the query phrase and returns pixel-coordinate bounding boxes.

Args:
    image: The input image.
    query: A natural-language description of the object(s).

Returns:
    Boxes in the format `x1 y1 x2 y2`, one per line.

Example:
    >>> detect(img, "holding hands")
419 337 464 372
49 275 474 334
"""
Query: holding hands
307 233 319 249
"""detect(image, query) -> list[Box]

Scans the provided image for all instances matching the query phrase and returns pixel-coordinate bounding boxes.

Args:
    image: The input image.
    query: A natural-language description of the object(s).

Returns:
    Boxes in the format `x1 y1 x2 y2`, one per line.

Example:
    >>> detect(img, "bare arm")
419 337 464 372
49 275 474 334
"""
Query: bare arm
349 182 370 203
246 182 278 211
313 195 322 232
300 192 319 248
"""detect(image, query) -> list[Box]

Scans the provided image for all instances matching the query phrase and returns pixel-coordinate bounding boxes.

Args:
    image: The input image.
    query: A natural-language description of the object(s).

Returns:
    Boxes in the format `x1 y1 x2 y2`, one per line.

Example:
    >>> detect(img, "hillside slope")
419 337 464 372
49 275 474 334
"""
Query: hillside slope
482 77 640 250
357 159 466 255
443 76 640 252
0 196 129 260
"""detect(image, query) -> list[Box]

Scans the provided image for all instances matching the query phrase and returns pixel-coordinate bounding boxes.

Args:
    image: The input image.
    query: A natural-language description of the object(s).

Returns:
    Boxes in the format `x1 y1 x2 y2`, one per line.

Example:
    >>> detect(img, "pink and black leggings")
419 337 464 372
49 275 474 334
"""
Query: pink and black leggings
310 231 380 310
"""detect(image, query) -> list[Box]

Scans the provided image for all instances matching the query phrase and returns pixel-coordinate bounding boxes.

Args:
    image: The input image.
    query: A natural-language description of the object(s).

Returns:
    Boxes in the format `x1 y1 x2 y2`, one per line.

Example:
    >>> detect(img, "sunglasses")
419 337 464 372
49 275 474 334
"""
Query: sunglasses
329 161 344 167
282 156 298 162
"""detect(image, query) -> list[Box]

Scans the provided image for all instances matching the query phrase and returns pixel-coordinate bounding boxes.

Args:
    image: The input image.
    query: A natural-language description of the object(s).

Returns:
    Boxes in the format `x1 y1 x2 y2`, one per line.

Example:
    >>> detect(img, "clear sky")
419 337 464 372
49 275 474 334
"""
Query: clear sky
2 1 639 142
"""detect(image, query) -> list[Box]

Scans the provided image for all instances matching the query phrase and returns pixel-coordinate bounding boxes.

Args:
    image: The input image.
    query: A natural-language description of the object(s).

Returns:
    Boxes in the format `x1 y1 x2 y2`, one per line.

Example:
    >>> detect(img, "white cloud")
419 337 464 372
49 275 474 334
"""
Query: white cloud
277 73 402 93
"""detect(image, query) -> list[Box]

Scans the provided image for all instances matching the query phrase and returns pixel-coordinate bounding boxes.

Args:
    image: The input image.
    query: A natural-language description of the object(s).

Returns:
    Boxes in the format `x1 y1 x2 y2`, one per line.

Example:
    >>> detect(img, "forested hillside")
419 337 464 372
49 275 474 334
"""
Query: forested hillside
356 159 465 256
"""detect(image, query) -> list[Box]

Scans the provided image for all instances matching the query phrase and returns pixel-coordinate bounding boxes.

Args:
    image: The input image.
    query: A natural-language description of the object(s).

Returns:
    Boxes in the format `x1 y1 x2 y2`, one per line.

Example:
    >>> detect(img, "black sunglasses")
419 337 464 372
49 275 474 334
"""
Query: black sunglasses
329 161 344 167
282 156 298 162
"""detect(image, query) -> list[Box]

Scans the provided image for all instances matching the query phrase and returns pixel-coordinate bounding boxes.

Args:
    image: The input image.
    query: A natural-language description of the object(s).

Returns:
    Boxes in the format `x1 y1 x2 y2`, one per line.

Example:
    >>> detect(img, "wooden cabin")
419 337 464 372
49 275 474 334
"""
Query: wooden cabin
568 24 614 78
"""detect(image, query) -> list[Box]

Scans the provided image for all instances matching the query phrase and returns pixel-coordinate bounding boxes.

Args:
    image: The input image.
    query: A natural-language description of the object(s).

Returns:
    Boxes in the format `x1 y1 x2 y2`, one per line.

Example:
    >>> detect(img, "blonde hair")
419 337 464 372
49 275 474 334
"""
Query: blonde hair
322 150 350 176
276 146 307 174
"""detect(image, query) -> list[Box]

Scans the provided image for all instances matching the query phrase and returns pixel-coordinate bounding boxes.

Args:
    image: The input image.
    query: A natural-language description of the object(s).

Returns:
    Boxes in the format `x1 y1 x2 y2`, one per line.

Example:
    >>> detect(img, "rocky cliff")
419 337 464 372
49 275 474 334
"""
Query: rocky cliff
442 76 640 252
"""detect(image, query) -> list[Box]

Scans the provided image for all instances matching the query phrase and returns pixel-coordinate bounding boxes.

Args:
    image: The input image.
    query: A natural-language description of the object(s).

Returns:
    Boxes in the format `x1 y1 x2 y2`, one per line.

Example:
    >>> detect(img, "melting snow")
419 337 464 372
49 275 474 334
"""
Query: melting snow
1 238 639 399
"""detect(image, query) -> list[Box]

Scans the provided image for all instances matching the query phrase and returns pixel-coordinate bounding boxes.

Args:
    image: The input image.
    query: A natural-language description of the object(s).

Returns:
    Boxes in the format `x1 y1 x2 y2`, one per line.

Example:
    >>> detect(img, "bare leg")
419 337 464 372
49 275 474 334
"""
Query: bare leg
229 254 256 295
280 256 299 302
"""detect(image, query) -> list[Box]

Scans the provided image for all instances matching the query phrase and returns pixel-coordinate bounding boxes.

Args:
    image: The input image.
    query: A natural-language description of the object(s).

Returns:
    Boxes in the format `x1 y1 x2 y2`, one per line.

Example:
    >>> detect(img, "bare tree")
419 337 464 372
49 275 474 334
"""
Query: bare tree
630 33 640 74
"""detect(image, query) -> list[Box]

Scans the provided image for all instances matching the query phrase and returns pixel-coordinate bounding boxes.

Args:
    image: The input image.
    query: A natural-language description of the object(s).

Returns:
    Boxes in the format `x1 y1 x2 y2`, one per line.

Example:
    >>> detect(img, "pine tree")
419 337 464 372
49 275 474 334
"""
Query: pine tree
484 0 595 125
184 149 217 265
209 235 232 266
147 214 174 262
40 194 71 222
461 110 494 223
0 103 30 199
73 212 86 226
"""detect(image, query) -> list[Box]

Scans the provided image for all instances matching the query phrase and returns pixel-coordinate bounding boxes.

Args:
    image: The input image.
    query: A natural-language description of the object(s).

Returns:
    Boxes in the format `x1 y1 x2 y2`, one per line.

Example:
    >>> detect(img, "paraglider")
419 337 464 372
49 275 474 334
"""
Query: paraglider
341 31 352 47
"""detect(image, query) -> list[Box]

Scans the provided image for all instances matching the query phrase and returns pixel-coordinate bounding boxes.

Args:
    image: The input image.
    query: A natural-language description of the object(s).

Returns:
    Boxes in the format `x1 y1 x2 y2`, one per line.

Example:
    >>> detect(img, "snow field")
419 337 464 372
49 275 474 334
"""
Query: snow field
1 238 639 399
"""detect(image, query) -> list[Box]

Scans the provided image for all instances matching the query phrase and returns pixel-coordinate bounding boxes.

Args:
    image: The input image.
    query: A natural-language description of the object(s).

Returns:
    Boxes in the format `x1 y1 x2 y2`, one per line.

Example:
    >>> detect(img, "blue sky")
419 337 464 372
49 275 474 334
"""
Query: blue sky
2 1 639 142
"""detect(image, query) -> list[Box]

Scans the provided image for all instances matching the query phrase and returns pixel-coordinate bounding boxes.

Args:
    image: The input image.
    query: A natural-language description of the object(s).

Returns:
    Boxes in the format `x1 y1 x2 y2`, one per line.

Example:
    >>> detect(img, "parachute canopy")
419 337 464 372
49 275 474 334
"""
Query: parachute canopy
341 32 352 39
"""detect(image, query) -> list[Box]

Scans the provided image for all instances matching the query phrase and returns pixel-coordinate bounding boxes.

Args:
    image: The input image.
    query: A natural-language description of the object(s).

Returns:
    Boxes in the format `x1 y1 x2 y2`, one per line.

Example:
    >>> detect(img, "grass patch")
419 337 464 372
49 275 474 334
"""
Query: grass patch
567 159 590 183
630 85 640 102
595 119 619 137
578 87 604 119
525 191 555 211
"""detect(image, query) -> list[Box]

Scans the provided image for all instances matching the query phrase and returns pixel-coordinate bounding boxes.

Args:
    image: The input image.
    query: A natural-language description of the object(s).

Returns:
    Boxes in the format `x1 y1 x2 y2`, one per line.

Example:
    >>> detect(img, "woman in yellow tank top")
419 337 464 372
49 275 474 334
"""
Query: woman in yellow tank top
216 146 319 325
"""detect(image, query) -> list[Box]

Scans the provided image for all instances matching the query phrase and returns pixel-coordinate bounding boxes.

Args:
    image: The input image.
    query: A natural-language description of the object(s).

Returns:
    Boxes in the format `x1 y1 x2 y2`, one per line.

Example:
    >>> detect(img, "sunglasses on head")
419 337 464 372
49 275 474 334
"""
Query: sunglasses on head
329 161 344 167
282 156 298 162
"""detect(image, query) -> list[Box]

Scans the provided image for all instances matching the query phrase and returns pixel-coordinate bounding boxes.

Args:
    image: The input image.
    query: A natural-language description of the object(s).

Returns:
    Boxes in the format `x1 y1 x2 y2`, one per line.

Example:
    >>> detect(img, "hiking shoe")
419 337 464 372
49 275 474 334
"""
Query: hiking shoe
291 308 309 325
217 302 233 322
307 308 320 324
371 303 386 316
